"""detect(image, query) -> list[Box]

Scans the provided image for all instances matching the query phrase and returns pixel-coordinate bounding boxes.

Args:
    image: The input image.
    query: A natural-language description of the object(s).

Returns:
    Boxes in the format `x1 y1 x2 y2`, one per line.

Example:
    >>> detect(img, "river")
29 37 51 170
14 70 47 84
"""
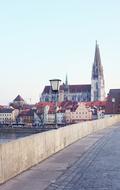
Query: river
0 132 33 143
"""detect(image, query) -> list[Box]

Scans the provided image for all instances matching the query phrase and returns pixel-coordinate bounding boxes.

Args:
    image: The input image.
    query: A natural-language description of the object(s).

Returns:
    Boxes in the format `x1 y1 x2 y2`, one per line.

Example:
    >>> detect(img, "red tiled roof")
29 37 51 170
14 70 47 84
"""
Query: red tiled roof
48 106 55 114
57 109 65 113
59 101 78 111
36 102 54 108
85 101 106 107
36 102 55 114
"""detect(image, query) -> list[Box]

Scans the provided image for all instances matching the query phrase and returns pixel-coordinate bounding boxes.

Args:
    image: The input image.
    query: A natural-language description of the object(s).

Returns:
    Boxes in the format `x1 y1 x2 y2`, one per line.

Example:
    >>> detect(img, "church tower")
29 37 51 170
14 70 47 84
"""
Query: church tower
64 74 69 100
91 41 105 101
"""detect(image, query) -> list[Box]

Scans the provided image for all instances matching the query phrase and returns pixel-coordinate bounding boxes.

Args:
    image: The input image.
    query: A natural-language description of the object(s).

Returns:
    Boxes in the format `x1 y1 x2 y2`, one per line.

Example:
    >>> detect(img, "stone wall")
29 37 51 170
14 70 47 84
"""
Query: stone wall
0 115 120 184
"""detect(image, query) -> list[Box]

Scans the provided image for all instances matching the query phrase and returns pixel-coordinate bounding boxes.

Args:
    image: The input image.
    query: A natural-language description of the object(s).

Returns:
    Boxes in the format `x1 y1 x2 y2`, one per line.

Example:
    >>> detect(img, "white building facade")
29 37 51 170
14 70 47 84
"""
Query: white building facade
0 108 19 124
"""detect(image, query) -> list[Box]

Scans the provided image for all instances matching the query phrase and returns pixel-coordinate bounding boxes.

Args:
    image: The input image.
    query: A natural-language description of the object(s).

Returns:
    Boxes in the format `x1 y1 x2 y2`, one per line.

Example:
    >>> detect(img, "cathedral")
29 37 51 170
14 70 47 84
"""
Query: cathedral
40 42 105 102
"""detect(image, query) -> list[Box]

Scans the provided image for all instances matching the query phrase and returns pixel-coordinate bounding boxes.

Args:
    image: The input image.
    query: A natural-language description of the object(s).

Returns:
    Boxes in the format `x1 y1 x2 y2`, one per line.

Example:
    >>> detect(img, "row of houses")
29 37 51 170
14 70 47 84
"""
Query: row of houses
0 101 105 126
0 89 120 127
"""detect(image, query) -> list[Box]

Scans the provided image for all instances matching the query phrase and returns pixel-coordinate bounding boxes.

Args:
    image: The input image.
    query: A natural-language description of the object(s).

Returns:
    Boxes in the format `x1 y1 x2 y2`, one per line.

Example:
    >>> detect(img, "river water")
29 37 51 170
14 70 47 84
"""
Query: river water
0 133 33 143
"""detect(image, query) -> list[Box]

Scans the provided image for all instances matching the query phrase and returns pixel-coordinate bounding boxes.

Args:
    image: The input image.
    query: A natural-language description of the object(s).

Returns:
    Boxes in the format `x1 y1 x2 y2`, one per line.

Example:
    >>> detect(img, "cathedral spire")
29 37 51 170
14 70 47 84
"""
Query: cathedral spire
92 41 104 79
64 74 69 100
95 42 101 67
65 74 68 86
91 41 105 101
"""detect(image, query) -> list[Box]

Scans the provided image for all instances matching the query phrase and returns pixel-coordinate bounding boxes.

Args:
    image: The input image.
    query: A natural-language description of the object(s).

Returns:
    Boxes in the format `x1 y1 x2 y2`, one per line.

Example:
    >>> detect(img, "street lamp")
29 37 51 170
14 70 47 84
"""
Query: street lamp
49 79 61 128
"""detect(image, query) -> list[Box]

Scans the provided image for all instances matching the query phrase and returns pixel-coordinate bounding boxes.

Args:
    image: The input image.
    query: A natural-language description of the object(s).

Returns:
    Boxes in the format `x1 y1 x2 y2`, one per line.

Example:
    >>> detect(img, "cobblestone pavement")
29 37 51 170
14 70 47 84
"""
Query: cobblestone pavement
0 124 120 190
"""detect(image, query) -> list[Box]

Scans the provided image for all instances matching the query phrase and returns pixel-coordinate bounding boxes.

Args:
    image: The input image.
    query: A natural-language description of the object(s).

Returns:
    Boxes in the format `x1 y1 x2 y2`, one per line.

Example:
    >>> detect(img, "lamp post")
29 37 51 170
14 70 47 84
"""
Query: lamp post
49 79 61 128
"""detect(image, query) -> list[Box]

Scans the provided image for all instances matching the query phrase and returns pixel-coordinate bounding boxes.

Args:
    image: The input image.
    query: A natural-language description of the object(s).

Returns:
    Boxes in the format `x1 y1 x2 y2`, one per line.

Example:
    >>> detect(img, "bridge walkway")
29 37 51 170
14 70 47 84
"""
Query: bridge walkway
0 123 120 190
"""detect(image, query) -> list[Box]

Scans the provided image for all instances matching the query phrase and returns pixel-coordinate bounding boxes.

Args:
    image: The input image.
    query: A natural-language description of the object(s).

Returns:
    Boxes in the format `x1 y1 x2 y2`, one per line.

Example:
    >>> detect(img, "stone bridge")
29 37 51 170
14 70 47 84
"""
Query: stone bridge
0 116 120 189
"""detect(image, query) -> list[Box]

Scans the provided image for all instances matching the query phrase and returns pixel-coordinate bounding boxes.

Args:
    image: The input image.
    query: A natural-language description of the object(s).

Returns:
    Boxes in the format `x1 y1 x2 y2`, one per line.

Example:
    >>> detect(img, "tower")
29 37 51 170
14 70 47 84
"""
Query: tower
65 74 68 86
64 74 69 101
91 41 105 101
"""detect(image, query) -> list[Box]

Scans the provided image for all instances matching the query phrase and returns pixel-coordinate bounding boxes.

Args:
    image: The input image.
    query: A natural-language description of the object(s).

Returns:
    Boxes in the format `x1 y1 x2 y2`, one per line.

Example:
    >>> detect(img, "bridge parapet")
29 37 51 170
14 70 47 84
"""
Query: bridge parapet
0 115 120 184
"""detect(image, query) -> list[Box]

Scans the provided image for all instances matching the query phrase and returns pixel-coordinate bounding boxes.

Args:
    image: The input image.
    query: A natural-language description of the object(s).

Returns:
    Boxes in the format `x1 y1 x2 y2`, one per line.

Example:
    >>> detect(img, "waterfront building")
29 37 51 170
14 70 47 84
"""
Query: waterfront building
17 108 41 126
65 102 92 124
0 108 19 124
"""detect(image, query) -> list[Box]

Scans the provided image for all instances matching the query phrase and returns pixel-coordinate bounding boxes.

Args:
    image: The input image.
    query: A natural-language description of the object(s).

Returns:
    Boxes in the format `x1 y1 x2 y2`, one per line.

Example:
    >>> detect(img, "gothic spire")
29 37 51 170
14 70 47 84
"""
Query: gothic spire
94 41 101 66
91 41 105 101
92 41 104 79
65 74 68 86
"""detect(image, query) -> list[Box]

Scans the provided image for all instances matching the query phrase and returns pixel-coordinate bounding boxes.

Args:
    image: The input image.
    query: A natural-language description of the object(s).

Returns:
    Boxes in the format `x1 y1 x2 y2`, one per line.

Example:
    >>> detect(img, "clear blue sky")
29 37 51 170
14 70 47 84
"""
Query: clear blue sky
0 0 120 104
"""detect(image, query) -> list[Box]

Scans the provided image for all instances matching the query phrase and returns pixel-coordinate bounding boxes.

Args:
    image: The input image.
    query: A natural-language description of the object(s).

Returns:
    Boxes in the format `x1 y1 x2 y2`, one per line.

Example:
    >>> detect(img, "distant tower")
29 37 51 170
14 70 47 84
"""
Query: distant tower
65 74 68 86
91 41 105 101
64 74 69 101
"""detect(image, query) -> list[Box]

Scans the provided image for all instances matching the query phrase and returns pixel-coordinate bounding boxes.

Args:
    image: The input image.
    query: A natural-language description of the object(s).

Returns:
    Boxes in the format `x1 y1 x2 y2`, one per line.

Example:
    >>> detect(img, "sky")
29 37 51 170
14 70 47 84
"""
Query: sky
0 0 120 104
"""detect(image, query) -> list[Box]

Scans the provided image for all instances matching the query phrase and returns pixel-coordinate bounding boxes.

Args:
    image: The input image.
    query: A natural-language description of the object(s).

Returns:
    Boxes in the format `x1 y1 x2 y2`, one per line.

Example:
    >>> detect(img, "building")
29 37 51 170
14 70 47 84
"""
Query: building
34 100 106 126
65 102 92 124
40 42 105 102
57 110 65 125
35 102 54 124
0 108 19 124
105 89 120 114
86 101 106 119
13 95 25 106
10 95 35 111
36 102 65 125
10 95 26 109
18 109 37 126
91 41 105 101
40 84 91 102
